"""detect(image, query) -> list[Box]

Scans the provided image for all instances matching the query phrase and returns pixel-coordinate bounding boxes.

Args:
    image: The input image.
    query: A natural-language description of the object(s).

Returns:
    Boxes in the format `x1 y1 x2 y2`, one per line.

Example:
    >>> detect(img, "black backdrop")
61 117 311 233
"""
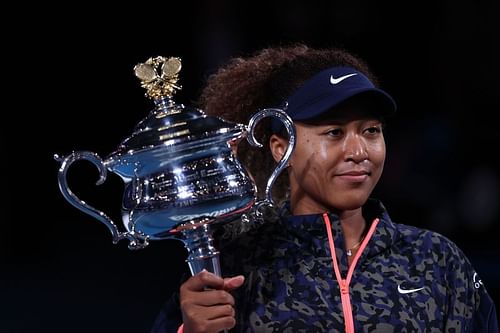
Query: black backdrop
3 2 499 332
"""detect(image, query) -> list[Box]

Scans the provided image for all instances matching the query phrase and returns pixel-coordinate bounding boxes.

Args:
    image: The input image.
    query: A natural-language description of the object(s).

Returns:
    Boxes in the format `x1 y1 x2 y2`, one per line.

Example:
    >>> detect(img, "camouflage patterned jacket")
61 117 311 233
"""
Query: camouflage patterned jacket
151 199 498 332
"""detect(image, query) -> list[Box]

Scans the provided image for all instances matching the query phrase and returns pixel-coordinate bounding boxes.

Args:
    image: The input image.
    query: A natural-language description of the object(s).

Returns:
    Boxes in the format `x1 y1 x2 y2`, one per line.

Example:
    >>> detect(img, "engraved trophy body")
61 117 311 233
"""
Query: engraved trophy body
55 57 296 276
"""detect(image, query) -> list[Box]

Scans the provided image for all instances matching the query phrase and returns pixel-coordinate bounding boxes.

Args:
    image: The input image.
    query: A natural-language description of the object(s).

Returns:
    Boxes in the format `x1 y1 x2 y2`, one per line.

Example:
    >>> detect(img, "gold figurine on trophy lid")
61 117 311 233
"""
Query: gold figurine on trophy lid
134 56 182 100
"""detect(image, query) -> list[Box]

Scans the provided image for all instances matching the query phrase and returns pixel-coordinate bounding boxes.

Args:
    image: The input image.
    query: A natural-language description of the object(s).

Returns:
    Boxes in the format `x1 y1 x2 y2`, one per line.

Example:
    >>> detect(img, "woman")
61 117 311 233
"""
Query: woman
151 45 498 332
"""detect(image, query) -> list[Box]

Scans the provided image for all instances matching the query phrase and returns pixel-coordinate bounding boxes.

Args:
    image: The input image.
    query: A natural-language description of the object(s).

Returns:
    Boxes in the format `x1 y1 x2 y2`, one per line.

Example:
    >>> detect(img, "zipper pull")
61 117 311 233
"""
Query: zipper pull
340 279 349 295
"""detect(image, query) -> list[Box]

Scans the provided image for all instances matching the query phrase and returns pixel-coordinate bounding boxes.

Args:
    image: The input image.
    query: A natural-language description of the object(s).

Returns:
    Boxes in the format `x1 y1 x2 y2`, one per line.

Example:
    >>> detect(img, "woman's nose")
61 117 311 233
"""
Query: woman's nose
343 134 368 162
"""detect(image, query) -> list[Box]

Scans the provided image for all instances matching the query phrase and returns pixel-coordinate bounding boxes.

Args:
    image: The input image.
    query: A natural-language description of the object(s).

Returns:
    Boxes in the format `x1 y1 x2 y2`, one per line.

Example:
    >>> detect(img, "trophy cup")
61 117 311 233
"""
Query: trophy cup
55 56 296 276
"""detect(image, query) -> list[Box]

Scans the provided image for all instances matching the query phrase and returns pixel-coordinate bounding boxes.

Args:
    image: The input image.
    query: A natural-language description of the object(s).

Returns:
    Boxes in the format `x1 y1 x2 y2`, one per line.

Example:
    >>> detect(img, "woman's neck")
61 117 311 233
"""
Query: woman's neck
337 209 367 250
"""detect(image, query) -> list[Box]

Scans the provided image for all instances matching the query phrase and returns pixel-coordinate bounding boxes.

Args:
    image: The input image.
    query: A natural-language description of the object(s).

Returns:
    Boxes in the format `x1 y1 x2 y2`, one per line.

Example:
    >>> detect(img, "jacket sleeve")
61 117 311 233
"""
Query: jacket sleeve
468 273 499 333
443 240 499 332
150 290 183 333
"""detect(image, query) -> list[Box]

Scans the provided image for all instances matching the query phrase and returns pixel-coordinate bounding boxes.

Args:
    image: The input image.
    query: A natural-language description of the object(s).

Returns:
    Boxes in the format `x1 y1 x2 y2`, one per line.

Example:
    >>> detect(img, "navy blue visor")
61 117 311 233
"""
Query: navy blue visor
271 66 396 133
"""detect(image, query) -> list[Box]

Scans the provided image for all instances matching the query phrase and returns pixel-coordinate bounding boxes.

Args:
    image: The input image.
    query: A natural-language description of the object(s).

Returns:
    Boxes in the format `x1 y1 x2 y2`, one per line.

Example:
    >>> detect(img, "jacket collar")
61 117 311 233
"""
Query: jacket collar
278 199 401 272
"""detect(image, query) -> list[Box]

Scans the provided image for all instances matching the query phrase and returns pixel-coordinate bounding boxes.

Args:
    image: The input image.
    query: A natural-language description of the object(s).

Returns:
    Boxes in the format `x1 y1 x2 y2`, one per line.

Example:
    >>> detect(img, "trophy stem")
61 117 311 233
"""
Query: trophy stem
182 223 228 333
182 223 222 276
188 254 222 277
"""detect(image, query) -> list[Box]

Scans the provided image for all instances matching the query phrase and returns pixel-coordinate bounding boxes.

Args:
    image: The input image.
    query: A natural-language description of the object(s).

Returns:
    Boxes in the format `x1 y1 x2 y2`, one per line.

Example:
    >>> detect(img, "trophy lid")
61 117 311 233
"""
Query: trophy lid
105 57 246 176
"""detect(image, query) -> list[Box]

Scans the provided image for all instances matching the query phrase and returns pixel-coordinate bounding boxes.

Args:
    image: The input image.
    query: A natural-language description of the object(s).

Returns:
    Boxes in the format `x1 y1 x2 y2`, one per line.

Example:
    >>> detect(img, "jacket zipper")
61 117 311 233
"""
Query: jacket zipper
323 213 379 333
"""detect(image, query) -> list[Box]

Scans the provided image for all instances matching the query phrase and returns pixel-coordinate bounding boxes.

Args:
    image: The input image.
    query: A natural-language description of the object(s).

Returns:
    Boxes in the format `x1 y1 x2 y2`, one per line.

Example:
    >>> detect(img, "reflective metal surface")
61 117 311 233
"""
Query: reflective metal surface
55 56 296 276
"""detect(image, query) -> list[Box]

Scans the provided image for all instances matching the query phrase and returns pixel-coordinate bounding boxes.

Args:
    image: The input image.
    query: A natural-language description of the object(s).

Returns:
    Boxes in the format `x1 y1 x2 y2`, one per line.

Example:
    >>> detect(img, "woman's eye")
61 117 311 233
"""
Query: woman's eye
364 126 381 135
326 128 342 137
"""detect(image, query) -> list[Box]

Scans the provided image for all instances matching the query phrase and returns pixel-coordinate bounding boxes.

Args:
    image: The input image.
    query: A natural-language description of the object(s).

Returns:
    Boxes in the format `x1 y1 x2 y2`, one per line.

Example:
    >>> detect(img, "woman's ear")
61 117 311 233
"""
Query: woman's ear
269 134 289 163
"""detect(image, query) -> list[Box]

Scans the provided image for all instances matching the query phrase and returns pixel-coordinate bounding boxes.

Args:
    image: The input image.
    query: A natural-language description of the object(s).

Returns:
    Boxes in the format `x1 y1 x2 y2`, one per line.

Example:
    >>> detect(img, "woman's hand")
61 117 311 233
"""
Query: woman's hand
180 270 245 333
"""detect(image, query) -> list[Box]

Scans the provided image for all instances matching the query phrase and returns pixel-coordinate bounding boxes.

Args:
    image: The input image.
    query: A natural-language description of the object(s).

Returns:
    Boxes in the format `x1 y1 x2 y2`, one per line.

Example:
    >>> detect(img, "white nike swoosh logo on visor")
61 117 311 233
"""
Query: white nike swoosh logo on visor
397 284 425 294
330 73 357 85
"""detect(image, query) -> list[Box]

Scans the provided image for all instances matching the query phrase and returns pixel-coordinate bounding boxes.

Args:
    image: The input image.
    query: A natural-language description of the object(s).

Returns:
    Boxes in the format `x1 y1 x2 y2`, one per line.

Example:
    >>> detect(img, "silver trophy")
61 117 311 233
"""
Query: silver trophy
55 56 295 276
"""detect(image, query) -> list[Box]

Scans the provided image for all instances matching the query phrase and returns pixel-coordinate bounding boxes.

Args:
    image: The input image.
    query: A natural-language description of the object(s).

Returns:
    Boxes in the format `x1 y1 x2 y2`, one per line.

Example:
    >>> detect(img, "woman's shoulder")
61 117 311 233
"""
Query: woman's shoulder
395 223 459 249
216 204 284 245
389 224 498 331
216 207 285 275
220 217 282 251
391 222 475 271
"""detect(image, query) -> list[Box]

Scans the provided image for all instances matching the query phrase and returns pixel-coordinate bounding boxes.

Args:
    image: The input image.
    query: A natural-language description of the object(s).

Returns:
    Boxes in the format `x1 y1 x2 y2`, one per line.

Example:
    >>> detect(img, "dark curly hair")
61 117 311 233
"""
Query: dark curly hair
198 44 380 203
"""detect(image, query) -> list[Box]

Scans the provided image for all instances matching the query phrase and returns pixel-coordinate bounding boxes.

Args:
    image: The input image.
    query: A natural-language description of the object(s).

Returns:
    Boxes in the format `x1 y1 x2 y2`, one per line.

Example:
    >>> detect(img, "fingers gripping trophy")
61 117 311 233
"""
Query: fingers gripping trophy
55 56 296 276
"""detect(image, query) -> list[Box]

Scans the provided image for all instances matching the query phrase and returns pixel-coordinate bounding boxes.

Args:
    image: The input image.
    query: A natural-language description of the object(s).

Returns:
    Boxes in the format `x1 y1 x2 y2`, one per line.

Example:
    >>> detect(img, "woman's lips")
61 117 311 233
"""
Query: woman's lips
336 171 370 182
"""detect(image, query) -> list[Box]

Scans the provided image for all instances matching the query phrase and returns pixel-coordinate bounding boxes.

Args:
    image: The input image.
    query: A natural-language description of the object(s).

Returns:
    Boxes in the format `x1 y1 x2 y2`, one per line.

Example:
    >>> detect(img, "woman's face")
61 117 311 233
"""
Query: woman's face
273 103 386 215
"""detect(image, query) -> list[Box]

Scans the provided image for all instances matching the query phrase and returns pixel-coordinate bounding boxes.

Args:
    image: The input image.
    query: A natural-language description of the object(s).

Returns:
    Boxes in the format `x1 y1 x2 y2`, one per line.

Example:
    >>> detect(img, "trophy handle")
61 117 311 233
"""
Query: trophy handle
247 108 296 205
54 151 148 249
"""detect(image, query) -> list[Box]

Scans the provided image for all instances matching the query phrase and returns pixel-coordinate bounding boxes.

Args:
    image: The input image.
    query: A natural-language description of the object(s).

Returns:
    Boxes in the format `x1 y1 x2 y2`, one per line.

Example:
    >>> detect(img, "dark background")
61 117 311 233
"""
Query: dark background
3 1 499 332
